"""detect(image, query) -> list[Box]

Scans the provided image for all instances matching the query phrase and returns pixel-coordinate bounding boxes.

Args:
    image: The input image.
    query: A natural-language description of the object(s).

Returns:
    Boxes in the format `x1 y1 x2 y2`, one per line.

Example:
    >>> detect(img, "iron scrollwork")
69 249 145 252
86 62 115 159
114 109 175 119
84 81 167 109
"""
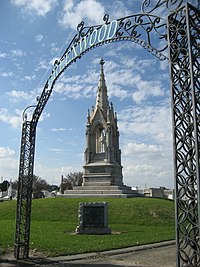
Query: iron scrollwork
61 0 197 65
14 1 200 265
62 9 168 61
141 0 184 13
168 3 200 266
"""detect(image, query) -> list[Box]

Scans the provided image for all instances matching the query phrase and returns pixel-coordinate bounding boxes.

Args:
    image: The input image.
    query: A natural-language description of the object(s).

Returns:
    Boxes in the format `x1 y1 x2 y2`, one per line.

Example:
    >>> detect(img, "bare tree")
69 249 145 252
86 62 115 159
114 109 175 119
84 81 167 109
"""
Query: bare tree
12 175 50 192
61 172 83 193
0 180 10 192
32 175 50 192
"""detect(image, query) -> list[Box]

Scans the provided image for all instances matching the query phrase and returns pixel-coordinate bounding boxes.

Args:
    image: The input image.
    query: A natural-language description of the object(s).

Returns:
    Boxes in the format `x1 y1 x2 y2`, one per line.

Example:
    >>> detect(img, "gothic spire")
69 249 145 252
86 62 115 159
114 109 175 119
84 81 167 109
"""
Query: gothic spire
95 58 109 113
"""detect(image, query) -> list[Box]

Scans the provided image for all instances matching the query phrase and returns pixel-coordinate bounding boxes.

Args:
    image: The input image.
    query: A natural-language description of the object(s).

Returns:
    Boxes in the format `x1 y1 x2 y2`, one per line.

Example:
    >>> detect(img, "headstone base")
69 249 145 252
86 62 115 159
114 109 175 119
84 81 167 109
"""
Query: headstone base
75 226 111 235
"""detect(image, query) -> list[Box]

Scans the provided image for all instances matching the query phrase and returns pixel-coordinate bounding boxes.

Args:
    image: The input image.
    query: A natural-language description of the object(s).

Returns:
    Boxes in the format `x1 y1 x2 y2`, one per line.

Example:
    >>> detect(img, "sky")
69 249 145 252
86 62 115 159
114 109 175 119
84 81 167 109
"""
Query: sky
0 0 197 189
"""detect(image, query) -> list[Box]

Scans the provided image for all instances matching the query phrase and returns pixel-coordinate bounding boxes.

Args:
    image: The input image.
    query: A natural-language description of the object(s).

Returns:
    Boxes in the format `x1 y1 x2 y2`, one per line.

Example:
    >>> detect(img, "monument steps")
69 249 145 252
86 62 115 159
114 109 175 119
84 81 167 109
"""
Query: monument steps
62 184 141 198
58 193 138 198
74 185 131 190
64 190 132 194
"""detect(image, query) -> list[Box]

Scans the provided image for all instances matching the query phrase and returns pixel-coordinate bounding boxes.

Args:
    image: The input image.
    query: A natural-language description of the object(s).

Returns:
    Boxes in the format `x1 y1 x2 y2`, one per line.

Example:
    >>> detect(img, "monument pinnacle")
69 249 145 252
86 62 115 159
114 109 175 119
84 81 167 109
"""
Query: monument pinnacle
96 58 109 113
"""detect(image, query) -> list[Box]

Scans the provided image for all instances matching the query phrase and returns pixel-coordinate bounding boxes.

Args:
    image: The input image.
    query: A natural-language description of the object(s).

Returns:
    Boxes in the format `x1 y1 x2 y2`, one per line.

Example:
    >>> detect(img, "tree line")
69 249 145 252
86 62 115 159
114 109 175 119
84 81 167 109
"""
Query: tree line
9 172 83 194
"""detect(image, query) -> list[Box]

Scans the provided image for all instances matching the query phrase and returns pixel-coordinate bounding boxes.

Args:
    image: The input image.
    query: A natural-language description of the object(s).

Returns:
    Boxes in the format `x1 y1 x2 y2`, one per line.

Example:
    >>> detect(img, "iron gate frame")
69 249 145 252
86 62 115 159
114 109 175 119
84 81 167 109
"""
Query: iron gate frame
14 1 200 266
168 3 200 266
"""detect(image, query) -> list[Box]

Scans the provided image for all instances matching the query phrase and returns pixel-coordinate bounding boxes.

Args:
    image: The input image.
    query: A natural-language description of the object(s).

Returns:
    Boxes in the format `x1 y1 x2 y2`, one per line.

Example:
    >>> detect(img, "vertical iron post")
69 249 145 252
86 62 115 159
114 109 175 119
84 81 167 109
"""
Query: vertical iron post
168 3 200 266
14 121 36 259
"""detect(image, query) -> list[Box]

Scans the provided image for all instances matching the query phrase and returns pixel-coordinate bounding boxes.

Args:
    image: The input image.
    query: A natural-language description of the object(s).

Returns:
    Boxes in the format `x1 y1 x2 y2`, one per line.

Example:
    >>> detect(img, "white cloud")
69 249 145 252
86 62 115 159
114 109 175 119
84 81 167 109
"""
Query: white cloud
0 72 14 78
50 43 60 55
123 142 163 156
7 90 31 102
0 52 8 58
48 148 66 153
60 165 80 175
160 59 168 71
50 128 66 132
14 62 23 71
35 59 50 71
23 74 36 81
86 58 165 103
121 56 156 74
105 0 130 20
59 0 105 30
108 85 129 100
35 34 44 42
0 107 50 129
118 104 172 144
0 49 25 65
54 74 96 99
0 158 18 180
131 76 164 104
58 0 130 30
11 49 26 57
123 161 171 188
124 164 161 178
117 102 173 188
39 112 50 123
53 60 131 101
123 156 173 188
0 147 15 158
11 0 58 16
34 162 81 185
0 108 22 128
52 57 165 103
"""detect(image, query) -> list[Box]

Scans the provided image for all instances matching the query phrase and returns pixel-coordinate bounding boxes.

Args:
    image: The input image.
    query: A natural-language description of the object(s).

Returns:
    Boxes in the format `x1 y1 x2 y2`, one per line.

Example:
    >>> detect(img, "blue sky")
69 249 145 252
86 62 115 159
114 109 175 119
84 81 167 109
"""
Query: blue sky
0 0 196 188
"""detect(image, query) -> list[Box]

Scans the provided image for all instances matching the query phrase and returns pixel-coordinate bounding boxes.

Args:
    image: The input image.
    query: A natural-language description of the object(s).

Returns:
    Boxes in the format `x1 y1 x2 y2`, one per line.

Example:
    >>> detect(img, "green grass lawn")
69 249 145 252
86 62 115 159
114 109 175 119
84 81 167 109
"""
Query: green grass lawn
0 197 175 256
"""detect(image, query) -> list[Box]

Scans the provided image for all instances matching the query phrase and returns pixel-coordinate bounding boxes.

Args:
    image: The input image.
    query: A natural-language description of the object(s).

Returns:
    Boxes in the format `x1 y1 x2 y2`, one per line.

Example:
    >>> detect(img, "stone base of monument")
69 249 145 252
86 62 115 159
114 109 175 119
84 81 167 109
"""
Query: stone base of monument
62 183 141 198
75 202 111 235
61 163 142 198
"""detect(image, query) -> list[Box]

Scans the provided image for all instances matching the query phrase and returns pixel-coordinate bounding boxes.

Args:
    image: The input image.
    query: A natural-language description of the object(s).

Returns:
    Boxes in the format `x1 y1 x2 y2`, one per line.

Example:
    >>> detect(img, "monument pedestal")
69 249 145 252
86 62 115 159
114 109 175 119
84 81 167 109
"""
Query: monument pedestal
62 160 140 198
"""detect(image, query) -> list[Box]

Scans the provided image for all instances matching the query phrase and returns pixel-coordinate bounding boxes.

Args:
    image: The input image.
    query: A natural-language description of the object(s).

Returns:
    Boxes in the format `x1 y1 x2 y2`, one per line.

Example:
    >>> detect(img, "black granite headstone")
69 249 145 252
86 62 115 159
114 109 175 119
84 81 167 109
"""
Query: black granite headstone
82 206 104 228
75 202 111 234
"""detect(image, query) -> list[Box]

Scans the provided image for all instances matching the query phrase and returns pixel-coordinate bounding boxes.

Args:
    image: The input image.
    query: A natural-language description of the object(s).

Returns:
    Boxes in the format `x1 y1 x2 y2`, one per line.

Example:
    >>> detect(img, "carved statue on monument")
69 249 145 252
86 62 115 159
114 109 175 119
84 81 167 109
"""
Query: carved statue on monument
99 130 106 152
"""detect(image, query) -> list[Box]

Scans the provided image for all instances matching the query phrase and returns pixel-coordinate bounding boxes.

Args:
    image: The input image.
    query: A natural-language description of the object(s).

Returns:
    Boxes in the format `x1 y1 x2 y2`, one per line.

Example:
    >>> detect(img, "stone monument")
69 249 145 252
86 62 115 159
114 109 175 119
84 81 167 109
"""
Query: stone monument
63 59 139 198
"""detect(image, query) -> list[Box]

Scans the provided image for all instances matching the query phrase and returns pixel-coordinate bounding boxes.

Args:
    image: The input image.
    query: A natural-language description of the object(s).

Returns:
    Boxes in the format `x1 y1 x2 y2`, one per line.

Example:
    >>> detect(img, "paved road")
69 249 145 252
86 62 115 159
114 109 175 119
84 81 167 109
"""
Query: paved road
71 245 176 267
0 241 176 267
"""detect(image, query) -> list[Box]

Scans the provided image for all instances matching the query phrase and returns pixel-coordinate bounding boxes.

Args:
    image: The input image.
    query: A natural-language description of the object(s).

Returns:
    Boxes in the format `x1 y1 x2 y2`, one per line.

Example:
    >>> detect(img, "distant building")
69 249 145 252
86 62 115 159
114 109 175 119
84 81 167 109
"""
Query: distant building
0 181 17 200
164 189 175 200
0 191 8 198
142 187 174 200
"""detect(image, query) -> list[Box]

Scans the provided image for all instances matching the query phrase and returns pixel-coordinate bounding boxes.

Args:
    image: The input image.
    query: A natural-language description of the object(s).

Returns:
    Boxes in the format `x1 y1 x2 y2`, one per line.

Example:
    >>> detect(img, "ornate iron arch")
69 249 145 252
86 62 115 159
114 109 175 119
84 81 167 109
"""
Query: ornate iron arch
14 1 200 267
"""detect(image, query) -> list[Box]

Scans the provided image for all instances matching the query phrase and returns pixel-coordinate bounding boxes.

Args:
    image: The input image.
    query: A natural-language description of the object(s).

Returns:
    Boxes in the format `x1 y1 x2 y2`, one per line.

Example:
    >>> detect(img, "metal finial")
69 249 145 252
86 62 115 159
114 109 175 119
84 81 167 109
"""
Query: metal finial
99 58 105 69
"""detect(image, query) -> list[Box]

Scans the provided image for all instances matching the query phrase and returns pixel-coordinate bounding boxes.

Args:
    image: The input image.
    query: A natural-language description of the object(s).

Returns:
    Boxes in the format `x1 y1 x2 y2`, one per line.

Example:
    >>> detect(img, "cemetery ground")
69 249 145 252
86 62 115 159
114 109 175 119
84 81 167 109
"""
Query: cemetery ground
0 198 175 257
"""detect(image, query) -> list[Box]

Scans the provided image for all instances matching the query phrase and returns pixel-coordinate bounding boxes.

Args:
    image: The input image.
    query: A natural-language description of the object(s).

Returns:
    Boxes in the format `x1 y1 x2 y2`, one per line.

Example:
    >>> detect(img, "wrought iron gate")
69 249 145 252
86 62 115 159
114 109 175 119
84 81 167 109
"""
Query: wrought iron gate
168 3 200 266
14 1 200 266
